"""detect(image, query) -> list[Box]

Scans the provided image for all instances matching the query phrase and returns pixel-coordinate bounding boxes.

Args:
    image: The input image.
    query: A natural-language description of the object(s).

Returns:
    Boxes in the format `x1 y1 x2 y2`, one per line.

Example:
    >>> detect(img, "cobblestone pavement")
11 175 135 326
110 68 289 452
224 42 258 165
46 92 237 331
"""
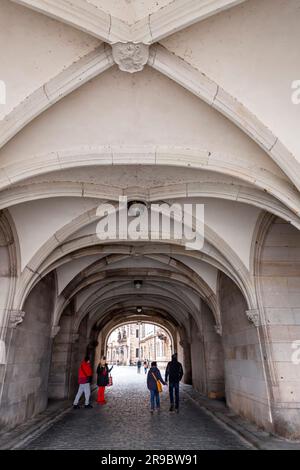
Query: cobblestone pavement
25 367 251 450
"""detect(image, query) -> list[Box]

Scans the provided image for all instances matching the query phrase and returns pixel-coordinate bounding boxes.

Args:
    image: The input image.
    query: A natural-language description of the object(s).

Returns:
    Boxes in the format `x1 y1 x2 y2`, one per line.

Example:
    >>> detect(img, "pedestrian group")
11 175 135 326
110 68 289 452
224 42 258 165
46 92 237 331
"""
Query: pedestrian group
73 353 183 413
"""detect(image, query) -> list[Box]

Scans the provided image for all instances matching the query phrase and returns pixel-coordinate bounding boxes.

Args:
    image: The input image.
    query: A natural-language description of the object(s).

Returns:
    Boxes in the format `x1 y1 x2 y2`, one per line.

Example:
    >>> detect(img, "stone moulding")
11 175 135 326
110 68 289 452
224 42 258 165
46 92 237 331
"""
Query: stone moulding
246 309 260 327
12 0 118 42
111 43 149 73
12 0 247 44
71 333 80 343
56 261 219 330
0 45 114 150
8 310 25 328
5 2 299 194
148 45 300 191
1 180 298 228
214 324 222 336
2 146 300 219
14 219 255 328
1 43 298 194
143 0 248 43
51 326 61 339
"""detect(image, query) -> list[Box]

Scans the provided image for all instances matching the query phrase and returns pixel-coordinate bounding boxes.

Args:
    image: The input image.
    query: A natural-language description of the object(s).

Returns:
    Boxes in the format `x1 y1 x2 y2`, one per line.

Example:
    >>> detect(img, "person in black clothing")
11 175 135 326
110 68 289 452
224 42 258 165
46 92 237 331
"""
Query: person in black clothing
96 356 113 404
165 353 184 413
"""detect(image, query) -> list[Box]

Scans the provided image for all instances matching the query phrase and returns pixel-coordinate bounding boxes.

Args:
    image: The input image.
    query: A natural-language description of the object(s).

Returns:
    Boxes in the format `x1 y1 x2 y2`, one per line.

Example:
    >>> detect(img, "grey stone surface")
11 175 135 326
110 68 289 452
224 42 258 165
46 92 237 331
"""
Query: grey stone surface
182 385 300 450
25 366 251 450
0 273 56 429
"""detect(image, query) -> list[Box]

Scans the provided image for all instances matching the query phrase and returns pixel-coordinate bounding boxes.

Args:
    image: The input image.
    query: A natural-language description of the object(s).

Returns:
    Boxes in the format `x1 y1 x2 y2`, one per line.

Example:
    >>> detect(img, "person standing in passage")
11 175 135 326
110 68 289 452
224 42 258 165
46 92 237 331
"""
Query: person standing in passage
147 361 166 414
143 359 149 374
73 355 93 409
137 359 142 373
97 356 113 405
165 353 184 413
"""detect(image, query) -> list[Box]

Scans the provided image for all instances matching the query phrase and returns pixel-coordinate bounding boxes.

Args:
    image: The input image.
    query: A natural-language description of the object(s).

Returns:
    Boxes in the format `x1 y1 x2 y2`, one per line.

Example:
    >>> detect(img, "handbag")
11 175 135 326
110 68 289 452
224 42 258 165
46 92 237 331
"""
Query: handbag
151 372 163 393
107 374 113 387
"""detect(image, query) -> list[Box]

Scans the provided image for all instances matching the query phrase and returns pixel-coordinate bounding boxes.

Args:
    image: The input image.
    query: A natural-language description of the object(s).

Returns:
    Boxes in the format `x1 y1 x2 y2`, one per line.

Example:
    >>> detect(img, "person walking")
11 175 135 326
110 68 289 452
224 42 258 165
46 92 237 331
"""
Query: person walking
147 361 166 414
96 356 113 405
165 353 184 413
73 355 93 409
143 359 148 374
137 359 142 374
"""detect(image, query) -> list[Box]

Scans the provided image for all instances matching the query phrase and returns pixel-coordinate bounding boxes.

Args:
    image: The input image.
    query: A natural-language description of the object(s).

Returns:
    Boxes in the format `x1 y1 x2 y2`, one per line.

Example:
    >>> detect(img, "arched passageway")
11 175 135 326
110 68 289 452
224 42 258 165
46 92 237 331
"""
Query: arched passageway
0 205 300 441
1 0 300 446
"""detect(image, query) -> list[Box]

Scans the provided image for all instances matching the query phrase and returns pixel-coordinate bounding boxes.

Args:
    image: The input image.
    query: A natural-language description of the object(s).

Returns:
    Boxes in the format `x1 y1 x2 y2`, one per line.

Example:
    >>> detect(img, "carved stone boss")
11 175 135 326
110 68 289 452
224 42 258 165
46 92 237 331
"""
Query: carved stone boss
112 43 149 73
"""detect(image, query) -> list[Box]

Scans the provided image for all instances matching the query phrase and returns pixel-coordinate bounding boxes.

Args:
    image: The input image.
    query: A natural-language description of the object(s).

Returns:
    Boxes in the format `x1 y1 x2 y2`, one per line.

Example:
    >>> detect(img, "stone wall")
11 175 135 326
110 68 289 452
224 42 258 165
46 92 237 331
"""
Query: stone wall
190 303 224 397
0 273 55 428
48 304 74 400
190 316 207 394
259 218 300 438
68 316 89 399
219 273 271 430
49 308 95 402
202 302 225 396
0 236 11 404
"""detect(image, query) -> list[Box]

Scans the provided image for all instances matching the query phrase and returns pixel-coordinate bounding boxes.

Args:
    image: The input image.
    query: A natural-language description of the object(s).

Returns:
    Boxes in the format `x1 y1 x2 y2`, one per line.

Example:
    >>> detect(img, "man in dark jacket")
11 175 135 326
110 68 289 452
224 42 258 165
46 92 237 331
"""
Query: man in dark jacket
165 353 184 413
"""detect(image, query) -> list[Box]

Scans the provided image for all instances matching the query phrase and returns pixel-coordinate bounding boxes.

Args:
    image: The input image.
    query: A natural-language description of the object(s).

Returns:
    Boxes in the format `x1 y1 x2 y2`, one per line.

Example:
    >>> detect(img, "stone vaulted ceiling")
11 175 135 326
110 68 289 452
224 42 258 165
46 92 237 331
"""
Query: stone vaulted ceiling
2 1 300 440
1 0 300 337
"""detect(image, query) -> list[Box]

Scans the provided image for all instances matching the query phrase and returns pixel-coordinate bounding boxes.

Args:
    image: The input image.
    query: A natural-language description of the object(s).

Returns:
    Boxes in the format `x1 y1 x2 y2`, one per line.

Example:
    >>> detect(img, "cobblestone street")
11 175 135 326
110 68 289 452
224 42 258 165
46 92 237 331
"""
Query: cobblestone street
25 367 251 450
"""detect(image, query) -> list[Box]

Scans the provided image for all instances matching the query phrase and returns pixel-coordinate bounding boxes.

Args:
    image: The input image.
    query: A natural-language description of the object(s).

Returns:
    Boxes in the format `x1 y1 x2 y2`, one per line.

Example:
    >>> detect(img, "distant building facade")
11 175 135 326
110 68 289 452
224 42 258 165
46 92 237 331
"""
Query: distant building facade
106 323 172 368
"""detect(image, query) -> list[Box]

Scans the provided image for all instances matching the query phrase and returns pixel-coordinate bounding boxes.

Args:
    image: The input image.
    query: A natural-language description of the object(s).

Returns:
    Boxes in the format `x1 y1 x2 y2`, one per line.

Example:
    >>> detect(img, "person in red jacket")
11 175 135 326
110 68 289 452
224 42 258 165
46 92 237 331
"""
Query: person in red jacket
73 355 93 409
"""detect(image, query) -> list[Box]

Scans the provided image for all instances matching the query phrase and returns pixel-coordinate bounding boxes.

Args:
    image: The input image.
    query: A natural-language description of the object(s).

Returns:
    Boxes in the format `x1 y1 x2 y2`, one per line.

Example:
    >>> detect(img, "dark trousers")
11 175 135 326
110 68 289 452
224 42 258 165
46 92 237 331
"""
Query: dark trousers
169 382 180 409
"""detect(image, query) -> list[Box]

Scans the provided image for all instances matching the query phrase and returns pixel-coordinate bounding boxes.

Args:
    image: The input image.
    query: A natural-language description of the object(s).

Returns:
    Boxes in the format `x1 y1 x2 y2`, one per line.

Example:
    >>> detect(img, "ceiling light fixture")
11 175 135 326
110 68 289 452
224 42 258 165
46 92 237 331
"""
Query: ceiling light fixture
134 280 143 289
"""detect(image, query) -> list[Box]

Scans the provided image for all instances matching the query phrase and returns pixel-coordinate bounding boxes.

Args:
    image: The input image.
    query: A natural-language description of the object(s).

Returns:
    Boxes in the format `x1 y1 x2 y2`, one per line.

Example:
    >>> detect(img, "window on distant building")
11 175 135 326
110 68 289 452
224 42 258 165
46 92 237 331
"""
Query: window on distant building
136 348 139 358
136 329 139 338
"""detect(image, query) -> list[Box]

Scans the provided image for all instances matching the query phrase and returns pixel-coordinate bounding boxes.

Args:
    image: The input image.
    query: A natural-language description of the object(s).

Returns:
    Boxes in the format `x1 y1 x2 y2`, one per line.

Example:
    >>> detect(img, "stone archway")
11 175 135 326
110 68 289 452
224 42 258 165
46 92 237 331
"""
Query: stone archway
252 215 300 439
103 320 175 367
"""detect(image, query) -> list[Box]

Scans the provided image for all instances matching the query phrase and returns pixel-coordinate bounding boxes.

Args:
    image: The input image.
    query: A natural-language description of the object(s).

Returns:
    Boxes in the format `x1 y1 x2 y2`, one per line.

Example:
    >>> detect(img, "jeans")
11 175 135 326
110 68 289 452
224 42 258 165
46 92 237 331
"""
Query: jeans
169 382 180 409
73 383 91 406
150 389 160 410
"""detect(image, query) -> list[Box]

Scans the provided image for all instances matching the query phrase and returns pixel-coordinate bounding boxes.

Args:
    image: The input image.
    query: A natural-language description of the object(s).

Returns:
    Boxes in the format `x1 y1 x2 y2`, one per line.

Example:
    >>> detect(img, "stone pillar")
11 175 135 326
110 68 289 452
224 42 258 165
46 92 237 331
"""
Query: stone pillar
0 240 15 365
202 303 224 398
48 308 74 400
189 303 224 398
69 333 80 399
0 273 55 429
180 339 192 385
68 317 90 399
219 272 270 431
0 310 25 411
257 218 300 438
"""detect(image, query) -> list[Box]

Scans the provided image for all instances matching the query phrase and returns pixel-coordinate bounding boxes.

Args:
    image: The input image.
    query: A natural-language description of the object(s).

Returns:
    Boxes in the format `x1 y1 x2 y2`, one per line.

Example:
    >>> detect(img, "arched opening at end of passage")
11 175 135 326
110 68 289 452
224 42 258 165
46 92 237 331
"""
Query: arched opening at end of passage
104 321 175 370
